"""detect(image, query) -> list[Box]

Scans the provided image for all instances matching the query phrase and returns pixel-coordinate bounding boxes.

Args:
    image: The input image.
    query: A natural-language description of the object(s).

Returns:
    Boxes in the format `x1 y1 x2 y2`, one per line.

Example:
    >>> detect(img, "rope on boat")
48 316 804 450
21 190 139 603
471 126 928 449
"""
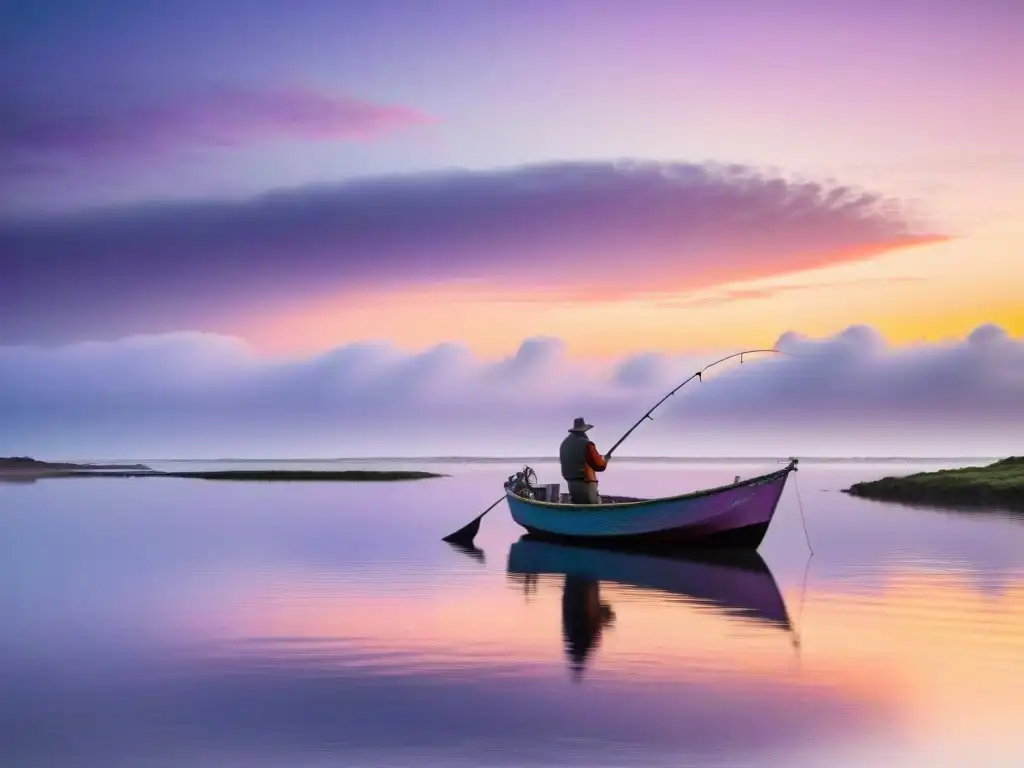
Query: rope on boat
794 469 813 555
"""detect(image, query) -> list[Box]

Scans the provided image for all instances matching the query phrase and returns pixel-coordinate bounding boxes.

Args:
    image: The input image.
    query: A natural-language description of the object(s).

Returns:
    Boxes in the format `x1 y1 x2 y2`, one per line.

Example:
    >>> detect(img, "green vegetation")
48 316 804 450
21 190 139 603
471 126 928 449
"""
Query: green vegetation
149 470 444 481
0 456 152 471
0 458 444 482
844 457 1024 510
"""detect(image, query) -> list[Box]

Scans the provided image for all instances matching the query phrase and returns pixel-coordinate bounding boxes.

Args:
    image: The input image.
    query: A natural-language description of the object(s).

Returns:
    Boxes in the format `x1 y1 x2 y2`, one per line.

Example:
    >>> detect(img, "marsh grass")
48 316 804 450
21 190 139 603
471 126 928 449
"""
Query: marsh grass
845 457 1024 509
0 458 444 482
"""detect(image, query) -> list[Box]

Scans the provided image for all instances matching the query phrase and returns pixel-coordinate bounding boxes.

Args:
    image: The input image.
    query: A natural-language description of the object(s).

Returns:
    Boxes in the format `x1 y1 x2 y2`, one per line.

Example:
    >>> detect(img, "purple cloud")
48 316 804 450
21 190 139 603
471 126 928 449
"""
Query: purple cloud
0 324 1019 458
0 86 431 170
0 161 944 344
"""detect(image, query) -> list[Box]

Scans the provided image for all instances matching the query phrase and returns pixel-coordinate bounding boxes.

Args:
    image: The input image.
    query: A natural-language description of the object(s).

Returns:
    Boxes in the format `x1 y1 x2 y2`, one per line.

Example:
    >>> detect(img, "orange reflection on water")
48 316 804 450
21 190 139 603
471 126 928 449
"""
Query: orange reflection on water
795 572 1024 742
194 561 1024 749
198 568 893 696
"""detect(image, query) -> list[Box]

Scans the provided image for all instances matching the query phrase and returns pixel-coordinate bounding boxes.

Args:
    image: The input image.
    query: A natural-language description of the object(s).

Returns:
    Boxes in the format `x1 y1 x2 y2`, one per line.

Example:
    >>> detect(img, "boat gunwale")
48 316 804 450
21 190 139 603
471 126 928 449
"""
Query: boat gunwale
505 460 798 513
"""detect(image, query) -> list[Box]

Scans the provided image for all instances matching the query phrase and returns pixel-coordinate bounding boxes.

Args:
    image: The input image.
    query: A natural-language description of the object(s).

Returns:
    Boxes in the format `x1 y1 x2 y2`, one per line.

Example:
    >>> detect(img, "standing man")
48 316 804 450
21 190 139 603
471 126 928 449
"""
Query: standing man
559 417 611 504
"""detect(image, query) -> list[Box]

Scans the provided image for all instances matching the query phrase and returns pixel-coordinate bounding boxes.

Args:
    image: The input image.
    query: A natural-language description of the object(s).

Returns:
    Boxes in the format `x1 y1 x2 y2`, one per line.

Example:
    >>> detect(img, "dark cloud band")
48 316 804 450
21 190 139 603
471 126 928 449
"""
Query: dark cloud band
0 161 943 344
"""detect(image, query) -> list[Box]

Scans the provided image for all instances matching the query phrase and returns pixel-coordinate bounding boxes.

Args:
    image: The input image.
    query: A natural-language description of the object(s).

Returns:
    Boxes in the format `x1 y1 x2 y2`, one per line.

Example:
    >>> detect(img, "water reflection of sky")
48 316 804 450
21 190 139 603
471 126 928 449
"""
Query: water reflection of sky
1 461 1023 767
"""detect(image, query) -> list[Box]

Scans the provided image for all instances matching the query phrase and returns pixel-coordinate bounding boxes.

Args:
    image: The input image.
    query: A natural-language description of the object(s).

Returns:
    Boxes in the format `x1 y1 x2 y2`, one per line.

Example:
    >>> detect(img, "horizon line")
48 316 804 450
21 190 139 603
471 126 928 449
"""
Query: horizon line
51 455 1004 464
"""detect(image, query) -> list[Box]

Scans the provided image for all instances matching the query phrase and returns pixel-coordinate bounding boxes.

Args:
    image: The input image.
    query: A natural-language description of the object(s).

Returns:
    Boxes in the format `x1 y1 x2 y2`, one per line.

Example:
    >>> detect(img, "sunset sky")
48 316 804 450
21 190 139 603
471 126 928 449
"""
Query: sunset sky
2 0 1022 455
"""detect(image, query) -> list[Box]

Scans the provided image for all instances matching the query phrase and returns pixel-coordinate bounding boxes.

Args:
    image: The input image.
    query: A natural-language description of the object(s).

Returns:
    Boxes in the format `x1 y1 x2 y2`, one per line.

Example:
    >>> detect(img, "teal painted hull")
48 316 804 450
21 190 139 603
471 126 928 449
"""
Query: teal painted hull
504 460 797 549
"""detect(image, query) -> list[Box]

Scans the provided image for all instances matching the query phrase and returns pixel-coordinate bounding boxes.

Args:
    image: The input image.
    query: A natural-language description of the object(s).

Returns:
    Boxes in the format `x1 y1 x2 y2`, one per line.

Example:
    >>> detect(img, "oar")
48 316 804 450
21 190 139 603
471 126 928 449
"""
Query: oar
441 347 785 545
441 496 503 545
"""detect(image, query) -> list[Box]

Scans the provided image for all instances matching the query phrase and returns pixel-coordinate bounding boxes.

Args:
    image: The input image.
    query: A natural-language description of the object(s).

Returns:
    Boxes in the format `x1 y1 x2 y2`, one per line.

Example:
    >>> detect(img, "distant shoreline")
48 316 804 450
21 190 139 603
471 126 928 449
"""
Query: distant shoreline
843 457 1024 511
39 470 445 482
0 457 154 472
0 458 444 483
12 455 1001 465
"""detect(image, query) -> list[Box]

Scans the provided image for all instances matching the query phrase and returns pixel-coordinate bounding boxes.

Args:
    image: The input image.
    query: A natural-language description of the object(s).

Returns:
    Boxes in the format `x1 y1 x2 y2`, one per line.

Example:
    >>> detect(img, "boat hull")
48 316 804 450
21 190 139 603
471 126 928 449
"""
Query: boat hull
505 462 796 550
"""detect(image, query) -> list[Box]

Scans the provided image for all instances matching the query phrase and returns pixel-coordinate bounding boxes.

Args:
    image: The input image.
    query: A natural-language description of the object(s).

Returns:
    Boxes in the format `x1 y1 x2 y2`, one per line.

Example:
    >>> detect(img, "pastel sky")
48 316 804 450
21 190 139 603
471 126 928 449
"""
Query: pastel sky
2 0 1022 454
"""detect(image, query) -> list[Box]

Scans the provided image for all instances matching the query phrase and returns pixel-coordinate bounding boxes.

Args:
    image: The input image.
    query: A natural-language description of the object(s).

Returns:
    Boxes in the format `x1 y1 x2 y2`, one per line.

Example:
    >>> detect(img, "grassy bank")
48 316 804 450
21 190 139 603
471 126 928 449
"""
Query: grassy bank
0 457 153 471
844 457 1024 510
1 458 444 482
99 470 444 481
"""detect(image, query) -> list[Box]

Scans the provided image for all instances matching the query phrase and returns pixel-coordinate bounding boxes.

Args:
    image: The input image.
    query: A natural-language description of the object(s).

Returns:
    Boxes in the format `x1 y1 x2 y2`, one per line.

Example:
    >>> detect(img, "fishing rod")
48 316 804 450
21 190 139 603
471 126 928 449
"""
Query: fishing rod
604 348 785 459
442 346 785 546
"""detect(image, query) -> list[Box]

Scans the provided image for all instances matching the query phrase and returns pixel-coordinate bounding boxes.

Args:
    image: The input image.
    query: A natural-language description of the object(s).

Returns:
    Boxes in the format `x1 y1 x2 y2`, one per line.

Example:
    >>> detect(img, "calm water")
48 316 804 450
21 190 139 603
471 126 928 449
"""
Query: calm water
2 459 1023 767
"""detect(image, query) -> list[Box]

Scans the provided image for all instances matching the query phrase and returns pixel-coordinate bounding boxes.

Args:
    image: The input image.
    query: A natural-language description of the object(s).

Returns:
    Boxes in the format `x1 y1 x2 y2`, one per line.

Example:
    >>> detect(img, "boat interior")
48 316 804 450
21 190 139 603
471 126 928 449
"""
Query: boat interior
527 483 647 505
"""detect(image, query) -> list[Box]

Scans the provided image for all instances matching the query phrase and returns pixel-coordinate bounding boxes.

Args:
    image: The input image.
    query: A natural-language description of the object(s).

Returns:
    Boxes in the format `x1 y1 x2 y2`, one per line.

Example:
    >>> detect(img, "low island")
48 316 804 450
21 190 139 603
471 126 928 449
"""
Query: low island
1 456 156 474
844 457 1024 510
0 457 444 482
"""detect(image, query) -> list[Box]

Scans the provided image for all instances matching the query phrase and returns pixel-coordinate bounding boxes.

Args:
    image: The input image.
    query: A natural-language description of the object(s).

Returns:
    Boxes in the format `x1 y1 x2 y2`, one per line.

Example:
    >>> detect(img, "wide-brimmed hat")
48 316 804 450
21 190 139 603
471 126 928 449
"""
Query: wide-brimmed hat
569 416 593 433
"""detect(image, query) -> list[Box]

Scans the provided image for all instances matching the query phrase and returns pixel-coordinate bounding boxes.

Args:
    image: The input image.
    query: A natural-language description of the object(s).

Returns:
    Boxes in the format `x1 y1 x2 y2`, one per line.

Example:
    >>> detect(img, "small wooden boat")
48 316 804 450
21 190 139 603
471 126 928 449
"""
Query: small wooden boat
504 458 798 549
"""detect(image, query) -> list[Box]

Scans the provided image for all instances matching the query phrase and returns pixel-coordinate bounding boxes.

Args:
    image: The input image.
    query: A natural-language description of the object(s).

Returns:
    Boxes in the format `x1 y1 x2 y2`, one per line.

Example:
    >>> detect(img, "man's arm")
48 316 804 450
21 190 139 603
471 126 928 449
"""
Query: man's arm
586 442 608 472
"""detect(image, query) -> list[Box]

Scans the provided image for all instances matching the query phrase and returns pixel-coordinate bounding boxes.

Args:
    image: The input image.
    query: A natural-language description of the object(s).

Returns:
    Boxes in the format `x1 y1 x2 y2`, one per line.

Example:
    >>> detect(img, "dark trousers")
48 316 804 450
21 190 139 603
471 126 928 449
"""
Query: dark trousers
567 480 601 505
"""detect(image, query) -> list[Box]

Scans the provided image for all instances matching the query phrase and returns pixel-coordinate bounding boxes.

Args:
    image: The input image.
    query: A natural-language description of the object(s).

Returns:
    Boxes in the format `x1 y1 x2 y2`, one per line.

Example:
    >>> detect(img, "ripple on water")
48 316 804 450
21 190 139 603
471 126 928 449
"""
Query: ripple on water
2 461 1023 767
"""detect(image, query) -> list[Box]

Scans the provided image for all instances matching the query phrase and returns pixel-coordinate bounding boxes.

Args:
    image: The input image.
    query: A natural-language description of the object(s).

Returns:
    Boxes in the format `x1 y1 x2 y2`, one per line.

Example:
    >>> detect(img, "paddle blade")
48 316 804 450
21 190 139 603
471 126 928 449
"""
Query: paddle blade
442 495 504 545
442 514 482 545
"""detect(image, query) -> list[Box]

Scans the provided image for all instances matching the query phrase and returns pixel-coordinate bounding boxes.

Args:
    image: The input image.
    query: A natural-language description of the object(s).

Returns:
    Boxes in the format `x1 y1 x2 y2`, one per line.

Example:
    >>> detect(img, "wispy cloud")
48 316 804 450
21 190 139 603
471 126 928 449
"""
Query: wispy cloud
0 86 432 173
660 277 927 309
0 161 946 344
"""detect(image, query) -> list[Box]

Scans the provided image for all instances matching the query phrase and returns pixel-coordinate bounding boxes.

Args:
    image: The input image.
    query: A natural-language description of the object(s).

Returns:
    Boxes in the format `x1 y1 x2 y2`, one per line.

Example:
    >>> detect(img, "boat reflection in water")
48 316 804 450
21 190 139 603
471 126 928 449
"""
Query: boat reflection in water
506 536 794 679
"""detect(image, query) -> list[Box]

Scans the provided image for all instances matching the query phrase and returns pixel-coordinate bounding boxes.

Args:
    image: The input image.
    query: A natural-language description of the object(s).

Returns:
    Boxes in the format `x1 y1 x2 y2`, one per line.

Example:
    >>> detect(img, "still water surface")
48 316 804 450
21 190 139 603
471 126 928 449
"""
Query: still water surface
2 459 1023 767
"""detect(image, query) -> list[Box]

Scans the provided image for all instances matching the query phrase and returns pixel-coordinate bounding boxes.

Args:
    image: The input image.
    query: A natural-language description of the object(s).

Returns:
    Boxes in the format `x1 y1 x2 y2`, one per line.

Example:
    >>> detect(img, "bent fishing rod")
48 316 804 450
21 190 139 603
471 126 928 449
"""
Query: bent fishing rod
442 347 786 546
603 347 784 458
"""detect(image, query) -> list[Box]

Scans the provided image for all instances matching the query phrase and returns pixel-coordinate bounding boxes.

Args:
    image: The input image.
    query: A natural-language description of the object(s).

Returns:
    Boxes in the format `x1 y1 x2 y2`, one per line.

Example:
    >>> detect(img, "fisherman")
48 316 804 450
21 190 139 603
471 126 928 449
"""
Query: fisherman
559 417 611 504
